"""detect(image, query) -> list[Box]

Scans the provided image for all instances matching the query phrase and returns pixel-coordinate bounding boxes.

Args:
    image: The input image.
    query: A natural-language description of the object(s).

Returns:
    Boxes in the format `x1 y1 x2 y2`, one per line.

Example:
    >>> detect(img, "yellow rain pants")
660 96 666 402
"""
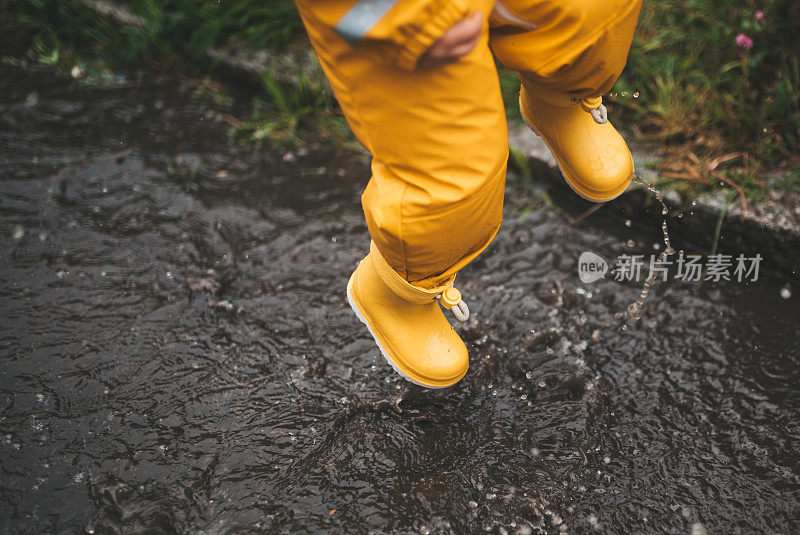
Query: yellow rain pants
295 0 643 286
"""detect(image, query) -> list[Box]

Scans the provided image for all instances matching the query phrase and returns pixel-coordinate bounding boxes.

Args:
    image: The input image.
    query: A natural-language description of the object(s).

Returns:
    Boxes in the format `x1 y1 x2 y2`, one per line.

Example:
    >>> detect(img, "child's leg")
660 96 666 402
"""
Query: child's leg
296 0 505 285
489 0 644 201
489 0 643 96
295 1 506 387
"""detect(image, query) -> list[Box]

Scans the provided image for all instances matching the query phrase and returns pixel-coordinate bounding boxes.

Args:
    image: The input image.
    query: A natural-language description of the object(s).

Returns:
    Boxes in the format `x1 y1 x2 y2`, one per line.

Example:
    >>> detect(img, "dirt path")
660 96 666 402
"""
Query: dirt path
1 64 799 534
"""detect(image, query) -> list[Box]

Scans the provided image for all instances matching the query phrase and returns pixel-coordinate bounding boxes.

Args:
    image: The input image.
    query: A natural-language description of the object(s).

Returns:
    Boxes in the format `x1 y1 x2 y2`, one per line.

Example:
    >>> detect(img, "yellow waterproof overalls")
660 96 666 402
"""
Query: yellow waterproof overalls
295 0 643 387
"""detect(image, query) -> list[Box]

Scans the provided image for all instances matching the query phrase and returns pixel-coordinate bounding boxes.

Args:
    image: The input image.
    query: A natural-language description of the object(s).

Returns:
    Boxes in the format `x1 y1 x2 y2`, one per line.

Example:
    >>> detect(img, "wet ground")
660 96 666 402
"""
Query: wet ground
1 63 799 534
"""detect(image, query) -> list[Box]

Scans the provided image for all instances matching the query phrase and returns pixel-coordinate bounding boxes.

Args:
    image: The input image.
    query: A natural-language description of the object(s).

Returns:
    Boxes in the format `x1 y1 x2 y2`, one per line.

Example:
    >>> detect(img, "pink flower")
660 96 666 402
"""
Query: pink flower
755 11 765 23
735 33 754 49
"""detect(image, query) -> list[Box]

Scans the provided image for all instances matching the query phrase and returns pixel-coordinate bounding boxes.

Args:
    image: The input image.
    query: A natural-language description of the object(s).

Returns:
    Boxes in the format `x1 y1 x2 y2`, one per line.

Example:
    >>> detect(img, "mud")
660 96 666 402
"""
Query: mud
1 63 799 534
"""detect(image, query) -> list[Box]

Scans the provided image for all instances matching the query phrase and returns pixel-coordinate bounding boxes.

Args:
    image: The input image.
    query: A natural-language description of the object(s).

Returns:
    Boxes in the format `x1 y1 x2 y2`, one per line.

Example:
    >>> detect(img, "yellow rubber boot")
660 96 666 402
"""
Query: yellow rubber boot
347 243 470 389
519 78 634 202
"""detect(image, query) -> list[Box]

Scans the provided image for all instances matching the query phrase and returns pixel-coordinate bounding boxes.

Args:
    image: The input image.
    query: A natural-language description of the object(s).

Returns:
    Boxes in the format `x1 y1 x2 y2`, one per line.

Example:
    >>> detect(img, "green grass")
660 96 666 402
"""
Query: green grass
121 0 302 52
614 0 800 170
3 0 303 69
242 53 343 146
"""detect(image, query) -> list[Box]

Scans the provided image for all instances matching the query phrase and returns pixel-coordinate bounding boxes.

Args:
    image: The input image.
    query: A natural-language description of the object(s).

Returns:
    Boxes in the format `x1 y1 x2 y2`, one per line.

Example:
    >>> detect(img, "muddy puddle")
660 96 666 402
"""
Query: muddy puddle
1 63 799 534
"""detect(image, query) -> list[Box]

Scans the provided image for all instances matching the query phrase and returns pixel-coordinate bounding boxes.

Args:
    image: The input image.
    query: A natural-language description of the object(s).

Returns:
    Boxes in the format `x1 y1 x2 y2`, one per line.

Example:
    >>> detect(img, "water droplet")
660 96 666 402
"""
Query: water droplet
779 285 791 299
12 226 24 241
624 219 632 227
633 92 640 98
626 239 636 247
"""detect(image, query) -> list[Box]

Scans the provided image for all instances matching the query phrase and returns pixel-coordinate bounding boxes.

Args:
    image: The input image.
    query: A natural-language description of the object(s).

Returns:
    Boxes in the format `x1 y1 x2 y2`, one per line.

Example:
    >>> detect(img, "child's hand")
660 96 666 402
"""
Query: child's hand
418 11 483 68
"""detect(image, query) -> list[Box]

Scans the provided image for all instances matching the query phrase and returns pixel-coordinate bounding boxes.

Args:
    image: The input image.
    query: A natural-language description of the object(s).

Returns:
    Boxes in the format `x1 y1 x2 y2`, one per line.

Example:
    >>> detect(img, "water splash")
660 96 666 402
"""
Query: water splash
627 175 676 319
780 284 792 299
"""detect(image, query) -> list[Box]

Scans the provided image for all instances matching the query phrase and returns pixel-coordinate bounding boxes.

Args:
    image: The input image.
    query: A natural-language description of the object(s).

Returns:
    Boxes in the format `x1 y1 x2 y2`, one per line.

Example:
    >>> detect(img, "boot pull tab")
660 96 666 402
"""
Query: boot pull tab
579 96 608 125
437 287 470 322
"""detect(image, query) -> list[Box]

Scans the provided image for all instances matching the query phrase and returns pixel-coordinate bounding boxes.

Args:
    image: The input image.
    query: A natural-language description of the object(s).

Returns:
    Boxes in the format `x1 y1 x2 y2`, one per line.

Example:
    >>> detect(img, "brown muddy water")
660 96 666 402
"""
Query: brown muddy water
1 63 799 534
